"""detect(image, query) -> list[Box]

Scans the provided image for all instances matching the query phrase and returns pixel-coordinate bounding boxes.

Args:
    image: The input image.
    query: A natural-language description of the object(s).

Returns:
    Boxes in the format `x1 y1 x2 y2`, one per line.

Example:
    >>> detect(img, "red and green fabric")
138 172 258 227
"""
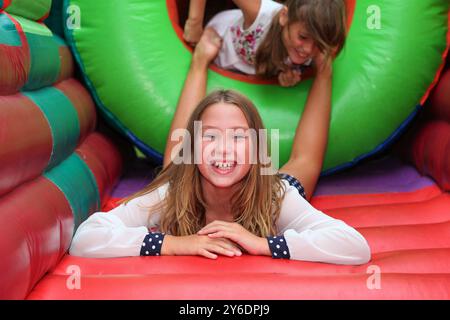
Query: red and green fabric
0 132 122 299
0 12 73 95
0 78 96 196
0 0 124 300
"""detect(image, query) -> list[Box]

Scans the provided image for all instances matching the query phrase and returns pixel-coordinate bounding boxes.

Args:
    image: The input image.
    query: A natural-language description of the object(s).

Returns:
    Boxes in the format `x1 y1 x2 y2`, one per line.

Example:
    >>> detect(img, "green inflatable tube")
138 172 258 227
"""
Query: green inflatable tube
63 0 449 173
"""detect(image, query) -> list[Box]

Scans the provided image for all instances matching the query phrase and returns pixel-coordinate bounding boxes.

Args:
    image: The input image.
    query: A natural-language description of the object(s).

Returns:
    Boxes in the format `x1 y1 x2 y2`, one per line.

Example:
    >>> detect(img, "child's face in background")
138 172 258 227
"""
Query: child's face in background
281 20 317 65
196 103 253 189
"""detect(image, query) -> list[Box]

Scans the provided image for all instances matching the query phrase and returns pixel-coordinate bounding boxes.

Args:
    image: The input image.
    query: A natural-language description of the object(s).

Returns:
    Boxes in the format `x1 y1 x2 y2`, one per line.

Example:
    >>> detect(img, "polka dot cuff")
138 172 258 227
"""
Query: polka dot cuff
278 173 307 200
267 235 290 259
140 232 165 256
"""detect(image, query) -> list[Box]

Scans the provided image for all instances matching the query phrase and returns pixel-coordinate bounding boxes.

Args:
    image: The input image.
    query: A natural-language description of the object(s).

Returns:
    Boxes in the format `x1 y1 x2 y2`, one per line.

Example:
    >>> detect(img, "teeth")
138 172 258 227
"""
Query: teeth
213 161 234 169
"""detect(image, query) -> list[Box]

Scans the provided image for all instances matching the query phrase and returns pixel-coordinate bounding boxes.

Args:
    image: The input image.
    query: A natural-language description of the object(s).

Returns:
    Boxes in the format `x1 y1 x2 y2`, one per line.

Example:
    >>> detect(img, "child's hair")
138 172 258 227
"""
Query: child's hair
255 0 347 77
123 90 286 237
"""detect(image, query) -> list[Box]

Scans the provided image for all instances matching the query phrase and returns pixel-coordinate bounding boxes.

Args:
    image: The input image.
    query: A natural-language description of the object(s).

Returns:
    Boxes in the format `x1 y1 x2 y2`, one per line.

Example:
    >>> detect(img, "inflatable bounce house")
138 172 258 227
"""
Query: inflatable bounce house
0 0 449 299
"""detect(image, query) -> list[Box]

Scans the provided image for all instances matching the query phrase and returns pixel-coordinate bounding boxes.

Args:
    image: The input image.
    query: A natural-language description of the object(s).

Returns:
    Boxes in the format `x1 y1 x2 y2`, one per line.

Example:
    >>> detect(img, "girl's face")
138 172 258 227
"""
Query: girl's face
196 102 253 189
280 14 317 65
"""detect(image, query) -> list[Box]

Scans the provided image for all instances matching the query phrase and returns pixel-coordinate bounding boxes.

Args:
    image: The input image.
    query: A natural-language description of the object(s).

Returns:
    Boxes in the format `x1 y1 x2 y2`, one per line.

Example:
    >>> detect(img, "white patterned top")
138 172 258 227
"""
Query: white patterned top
206 0 283 75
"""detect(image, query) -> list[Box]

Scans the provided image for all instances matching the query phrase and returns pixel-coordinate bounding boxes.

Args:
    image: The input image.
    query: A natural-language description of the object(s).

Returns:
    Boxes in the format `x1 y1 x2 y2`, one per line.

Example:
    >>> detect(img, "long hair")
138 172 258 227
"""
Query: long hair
123 90 286 237
255 0 347 77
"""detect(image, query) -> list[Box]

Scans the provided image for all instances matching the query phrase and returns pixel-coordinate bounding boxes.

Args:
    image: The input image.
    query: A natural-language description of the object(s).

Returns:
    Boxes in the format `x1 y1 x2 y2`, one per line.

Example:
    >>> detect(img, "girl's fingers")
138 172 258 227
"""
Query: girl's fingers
199 248 218 259
215 237 241 254
208 244 235 257
198 226 221 235
279 74 288 87
207 231 226 238
198 224 229 235
208 232 240 249
205 233 242 256
223 243 242 256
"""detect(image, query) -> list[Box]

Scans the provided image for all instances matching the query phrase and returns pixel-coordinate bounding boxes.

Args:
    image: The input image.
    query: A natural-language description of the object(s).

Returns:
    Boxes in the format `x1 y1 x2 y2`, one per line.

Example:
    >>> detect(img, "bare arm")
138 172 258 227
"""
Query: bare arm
162 61 208 168
279 56 333 200
163 28 222 168
187 0 207 22
184 0 207 44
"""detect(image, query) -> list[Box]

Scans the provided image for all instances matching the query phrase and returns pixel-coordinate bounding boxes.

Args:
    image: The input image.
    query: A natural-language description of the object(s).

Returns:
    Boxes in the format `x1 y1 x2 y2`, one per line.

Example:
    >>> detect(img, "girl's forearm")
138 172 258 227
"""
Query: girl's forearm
161 235 177 255
188 0 207 22
289 67 332 163
163 60 208 167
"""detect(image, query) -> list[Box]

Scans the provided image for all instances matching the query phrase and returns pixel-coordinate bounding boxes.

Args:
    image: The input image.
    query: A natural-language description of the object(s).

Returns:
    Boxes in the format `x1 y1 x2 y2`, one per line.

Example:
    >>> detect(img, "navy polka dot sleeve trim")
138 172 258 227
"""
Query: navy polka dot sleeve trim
278 173 307 199
140 232 165 256
267 235 290 259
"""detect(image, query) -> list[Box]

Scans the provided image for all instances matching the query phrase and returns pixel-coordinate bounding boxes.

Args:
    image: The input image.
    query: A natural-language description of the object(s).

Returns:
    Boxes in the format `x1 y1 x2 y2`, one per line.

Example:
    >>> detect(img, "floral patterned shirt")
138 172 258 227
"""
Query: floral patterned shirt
230 23 265 66
206 0 283 75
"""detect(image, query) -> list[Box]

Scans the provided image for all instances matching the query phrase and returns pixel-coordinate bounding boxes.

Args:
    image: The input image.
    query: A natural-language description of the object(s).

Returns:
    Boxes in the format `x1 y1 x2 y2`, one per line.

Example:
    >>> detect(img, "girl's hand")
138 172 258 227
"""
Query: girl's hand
278 69 302 87
313 47 337 77
197 221 271 256
162 234 242 259
192 27 222 67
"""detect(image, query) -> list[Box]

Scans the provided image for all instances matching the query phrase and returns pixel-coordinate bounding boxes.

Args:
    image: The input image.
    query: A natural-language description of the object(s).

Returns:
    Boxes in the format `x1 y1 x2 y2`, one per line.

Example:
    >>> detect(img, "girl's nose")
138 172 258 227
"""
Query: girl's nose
214 136 232 157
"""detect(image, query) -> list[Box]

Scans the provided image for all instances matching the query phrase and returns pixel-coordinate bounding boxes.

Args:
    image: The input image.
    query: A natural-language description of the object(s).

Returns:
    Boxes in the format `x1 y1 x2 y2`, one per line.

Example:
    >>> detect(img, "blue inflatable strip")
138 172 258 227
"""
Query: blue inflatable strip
23 86 80 170
44 153 100 232
0 12 22 46
23 32 61 91
322 104 422 176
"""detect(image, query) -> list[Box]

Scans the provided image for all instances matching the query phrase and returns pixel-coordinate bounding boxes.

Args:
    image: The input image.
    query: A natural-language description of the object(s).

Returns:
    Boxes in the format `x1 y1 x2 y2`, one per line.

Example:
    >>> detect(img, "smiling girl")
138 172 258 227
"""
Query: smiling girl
69 29 370 265
183 0 347 87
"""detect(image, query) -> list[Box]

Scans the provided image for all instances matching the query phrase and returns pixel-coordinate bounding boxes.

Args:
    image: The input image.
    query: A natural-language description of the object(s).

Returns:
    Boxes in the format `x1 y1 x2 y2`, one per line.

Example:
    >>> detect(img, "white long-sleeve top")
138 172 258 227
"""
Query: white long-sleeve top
70 180 371 265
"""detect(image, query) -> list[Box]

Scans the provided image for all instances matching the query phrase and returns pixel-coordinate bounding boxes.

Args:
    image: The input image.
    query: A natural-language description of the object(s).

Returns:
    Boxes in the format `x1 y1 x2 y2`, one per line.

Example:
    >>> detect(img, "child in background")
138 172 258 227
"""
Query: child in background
183 0 346 86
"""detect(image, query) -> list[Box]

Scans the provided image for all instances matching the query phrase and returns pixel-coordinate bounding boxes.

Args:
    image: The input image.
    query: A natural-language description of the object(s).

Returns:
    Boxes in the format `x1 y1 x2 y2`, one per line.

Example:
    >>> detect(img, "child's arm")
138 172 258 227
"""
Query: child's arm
184 0 207 45
187 0 207 22
231 0 262 29
69 190 162 258
163 28 222 168
279 52 333 200
277 184 371 264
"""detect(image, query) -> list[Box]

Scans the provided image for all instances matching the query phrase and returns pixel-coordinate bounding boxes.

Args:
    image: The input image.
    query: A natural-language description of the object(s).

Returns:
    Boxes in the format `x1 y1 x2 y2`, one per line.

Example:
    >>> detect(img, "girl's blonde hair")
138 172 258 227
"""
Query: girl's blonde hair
123 90 286 237
255 0 347 77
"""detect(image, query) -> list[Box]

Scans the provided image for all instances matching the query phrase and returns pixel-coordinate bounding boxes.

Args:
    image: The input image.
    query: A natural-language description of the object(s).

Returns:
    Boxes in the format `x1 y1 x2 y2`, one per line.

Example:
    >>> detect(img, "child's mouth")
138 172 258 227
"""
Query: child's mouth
211 161 237 175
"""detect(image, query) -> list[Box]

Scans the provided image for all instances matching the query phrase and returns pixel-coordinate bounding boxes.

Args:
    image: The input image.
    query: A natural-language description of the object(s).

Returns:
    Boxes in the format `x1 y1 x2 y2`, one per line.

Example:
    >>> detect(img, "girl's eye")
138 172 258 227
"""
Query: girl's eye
233 135 247 140
203 134 216 141
299 34 308 40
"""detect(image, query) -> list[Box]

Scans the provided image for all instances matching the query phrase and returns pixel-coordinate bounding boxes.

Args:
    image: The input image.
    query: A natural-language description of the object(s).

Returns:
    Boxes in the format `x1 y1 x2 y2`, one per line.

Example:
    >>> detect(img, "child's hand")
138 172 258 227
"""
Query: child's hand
313 47 337 76
197 221 270 256
278 69 302 87
192 27 222 67
183 18 204 46
162 234 242 259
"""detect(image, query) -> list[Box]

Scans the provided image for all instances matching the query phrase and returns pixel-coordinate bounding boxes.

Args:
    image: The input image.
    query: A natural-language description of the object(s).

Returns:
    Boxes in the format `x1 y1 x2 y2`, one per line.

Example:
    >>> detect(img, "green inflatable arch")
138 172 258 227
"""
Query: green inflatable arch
63 0 449 173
